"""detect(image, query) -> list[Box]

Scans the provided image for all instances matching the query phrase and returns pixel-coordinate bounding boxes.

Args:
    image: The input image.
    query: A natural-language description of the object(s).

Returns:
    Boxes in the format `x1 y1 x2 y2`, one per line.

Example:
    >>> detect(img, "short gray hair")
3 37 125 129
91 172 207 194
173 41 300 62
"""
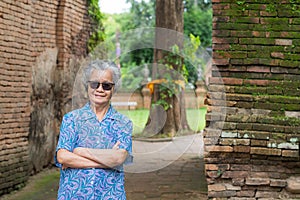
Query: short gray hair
83 59 121 92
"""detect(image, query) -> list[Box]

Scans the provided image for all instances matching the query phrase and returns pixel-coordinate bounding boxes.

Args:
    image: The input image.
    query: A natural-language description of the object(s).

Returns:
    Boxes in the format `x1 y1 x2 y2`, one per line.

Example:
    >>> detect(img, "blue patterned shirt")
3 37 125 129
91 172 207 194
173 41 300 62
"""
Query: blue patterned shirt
55 103 133 200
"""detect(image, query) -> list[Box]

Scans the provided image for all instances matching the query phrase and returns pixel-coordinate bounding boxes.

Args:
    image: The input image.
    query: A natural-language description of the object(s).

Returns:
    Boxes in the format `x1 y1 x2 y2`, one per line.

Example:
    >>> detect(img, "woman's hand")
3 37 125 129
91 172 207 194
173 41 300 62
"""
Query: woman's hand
113 141 121 150
72 141 128 168
57 149 106 169
73 147 91 158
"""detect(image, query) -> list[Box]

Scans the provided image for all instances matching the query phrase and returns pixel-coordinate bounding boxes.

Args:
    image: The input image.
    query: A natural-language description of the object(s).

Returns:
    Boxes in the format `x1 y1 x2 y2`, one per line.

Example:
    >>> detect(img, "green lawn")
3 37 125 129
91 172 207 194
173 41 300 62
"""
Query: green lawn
118 107 207 136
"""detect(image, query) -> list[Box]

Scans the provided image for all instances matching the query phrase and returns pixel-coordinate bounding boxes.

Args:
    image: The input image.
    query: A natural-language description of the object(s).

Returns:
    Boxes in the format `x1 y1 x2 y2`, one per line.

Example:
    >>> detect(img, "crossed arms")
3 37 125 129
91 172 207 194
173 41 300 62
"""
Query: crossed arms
56 141 128 169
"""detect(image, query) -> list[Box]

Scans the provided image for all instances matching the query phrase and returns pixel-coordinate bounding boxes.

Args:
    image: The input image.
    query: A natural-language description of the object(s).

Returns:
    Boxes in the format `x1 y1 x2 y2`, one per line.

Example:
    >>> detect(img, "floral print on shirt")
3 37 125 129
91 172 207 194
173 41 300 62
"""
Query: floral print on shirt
55 103 133 200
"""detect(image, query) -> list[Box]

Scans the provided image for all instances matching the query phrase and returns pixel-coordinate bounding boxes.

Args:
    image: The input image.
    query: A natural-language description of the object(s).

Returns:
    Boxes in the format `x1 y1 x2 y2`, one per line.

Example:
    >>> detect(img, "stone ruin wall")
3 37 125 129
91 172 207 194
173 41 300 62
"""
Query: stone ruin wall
0 0 91 195
205 0 300 199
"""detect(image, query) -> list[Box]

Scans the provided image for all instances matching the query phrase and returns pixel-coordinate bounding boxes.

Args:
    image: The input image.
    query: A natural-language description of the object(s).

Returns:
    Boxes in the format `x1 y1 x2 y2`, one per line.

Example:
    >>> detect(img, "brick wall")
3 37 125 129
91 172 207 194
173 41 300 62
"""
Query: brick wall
0 0 91 195
0 0 33 194
205 0 300 199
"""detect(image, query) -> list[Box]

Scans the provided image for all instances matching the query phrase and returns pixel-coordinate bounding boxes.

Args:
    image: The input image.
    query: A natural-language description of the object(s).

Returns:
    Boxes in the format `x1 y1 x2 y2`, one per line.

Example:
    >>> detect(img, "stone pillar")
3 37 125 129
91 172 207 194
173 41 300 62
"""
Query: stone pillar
141 64 151 109
141 85 151 109
195 80 206 108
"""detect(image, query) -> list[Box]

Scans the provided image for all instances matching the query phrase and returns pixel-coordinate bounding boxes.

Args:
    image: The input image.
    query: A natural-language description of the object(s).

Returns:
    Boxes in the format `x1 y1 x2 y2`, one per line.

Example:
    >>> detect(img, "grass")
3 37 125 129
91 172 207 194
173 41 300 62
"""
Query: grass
186 108 207 132
118 107 207 136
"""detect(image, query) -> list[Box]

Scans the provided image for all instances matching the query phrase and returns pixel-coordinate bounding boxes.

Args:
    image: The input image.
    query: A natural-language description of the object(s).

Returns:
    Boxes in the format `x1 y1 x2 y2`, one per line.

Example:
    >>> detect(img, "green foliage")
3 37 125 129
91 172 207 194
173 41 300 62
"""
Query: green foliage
236 1 246 6
183 34 206 84
127 0 155 28
184 0 212 11
87 0 105 52
152 34 207 110
101 0 212 91
120 62 145 90
117 0 156 66
184 2 212 47
154 67 184 110
265 2 278 13
153 44 189 110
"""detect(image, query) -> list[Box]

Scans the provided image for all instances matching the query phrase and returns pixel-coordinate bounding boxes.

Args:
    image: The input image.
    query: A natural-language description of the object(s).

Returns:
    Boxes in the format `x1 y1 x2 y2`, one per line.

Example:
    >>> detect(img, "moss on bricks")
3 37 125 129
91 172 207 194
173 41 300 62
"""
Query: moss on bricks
234 86 266 95
257 115 300 127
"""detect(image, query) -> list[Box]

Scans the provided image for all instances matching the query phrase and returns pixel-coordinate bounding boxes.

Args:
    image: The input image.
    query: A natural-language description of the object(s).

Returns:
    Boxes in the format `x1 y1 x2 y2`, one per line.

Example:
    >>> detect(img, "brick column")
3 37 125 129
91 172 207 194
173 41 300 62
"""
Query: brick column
205 0 300 199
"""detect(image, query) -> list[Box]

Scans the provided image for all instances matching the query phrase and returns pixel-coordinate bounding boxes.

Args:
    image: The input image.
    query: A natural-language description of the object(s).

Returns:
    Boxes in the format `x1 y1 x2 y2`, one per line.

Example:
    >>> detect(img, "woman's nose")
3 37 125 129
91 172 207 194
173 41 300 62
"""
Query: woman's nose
96 84 104 92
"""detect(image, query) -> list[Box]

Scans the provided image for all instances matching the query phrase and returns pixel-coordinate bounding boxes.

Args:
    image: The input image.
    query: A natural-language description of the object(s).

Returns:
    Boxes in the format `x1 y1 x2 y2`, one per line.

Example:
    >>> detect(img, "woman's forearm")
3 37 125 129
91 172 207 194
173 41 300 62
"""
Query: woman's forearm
74 147 128 168
57 149 108 169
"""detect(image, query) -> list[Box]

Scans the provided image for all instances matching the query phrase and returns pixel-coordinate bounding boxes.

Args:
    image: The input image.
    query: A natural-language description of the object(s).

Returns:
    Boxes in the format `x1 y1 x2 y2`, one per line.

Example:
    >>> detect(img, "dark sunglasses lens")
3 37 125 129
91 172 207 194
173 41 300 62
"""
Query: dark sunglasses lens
89 81 114 90
89 82 100 89
102 83 113 90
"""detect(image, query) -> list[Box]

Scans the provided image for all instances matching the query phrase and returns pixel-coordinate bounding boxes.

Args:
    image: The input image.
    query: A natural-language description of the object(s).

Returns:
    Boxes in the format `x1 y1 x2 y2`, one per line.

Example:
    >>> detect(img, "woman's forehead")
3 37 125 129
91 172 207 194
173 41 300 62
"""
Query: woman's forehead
90 69 113 80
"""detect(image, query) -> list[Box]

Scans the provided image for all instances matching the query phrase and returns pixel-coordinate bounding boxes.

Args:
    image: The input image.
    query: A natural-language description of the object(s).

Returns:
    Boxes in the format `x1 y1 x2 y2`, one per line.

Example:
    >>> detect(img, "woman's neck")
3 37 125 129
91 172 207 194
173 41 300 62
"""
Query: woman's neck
91 102 110 121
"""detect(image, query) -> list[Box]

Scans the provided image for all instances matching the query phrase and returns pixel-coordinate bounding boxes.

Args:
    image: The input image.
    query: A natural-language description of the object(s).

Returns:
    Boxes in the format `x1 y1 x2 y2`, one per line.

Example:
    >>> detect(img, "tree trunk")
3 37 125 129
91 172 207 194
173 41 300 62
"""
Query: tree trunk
144 0 190 137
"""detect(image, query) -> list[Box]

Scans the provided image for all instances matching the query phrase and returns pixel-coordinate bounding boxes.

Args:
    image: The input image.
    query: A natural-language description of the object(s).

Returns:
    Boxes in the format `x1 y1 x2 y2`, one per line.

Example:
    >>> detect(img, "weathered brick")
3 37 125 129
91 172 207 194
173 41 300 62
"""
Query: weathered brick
246 66 270 73
282 150 299 158
208 190 237 198
234 146 250 153
271 52 285 59
231 164 250 171
203 138 219 146
223 78 243 85
213 37 238 44
205 164 230 171
222 171 249 179
206 170 221 179
206 145 233 153
220 139 250 146
208 183 226 192
208 0 300 199
236 190 255 197
270 179 287 187
221 131 238 138
275 39 293 46
255 191 280 199
250 147 281 156
225 183 241 191
0 0 92 196
213 58 230 66
243 79 269 86
232 178 245 186
251 139 267 147
239 38 274 45
213 43 230 50
246 178 270 186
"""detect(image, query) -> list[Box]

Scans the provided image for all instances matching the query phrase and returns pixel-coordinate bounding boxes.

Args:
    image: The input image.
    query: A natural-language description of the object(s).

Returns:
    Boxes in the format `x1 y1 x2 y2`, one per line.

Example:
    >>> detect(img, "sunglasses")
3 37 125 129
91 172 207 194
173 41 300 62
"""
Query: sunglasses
88 81 115 91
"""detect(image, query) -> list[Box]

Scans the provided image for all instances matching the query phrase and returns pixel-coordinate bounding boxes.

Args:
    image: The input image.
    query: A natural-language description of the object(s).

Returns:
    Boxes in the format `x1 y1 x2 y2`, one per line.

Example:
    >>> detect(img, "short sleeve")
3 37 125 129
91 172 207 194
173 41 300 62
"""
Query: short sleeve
117 120 133 165
54 113 78 168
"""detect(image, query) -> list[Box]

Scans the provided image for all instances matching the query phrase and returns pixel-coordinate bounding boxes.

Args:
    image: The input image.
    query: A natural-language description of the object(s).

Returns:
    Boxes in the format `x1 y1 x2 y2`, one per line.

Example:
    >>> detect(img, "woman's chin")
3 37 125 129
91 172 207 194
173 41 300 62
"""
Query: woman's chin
91 99 110 106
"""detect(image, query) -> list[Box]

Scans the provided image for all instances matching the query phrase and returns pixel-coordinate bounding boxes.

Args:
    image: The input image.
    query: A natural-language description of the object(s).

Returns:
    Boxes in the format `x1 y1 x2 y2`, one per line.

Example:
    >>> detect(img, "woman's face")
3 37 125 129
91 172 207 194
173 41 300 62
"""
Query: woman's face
88 69 114 107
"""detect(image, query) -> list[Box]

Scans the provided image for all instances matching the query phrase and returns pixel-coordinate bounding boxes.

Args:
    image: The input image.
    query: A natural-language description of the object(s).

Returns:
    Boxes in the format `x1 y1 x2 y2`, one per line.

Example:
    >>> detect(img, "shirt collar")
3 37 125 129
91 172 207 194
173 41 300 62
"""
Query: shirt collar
79 102 118 121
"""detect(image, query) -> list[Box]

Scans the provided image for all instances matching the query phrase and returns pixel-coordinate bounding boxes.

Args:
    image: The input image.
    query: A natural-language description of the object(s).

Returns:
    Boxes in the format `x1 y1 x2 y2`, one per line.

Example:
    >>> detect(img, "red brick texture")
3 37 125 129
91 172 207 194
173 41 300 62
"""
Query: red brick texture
206 0 300 199
0 0 91 195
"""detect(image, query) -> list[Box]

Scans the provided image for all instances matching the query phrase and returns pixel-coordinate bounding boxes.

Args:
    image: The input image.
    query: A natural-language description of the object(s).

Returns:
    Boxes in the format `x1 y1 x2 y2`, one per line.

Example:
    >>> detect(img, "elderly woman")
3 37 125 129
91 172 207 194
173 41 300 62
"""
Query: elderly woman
55 60 133 200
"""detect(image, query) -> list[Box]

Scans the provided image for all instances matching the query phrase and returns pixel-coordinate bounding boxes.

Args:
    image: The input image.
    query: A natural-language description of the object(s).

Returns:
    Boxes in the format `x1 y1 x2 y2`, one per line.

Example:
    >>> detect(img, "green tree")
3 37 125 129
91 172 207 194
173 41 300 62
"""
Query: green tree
100 0 212 89
184 0 212 11
126 0 155 28
120 0 155 66
183 0 212 86
184 0 212 48
88 0 105 52
143 0 191 137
